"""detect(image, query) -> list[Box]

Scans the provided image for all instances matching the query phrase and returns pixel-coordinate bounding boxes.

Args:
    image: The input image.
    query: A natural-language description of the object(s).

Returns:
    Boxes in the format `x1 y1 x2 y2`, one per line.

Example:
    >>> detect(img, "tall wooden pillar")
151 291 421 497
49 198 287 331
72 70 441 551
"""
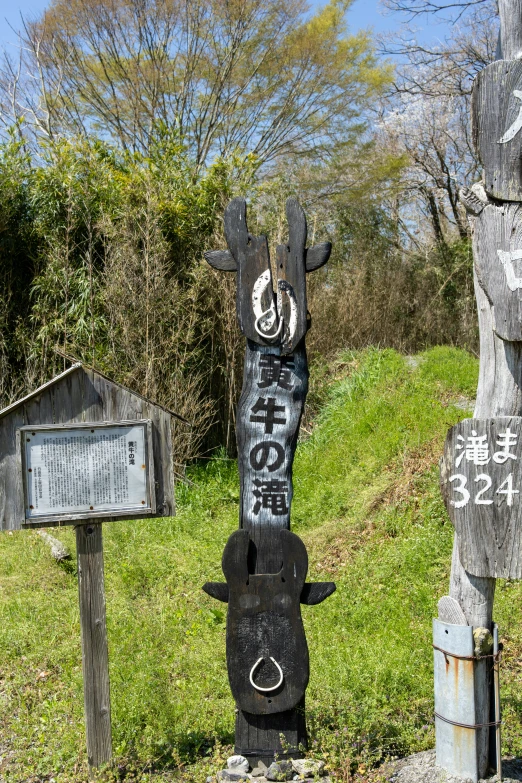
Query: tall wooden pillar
203 199 335 768
437 3 522 776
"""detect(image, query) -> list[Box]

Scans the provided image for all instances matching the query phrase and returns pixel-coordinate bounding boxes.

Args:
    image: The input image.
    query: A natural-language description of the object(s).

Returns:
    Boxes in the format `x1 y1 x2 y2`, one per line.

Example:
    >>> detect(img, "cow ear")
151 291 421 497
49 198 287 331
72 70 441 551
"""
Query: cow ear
300 582 336 605
202 582 230 602
280 529 308 589
204 249 237 271
306 242 331 272
222 529 250 586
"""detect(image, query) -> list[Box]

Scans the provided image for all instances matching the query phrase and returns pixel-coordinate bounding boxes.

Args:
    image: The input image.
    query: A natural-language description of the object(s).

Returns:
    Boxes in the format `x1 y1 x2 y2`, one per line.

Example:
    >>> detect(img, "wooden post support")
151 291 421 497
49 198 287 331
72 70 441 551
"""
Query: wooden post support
76 522 112 774
436 1 522 776
203 198 335 769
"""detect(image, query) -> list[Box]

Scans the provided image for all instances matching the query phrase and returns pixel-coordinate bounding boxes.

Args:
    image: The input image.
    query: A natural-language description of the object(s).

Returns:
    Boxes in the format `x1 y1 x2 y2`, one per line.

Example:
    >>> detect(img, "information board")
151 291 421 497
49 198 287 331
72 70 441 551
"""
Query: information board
19 421 155 524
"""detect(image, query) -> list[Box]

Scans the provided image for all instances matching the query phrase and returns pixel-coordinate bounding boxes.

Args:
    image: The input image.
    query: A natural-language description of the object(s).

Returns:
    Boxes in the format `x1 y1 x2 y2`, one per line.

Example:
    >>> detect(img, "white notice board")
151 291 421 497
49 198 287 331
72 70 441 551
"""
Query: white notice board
19 421 155 524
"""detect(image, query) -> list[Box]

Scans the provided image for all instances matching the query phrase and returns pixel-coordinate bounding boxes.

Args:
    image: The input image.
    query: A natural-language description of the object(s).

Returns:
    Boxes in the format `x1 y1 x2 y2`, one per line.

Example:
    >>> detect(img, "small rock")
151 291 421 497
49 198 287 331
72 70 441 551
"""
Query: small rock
217 770 249 782
291 759 326 777
252 765 268 778
228 755 250 774
266 760 294 781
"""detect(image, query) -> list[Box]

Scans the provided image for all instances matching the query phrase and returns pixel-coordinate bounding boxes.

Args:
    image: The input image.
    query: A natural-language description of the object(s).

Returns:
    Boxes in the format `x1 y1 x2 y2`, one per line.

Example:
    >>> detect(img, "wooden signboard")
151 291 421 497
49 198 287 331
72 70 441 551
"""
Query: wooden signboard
0 363 175 531
470 200 522 341
0 362 179 776
19 421 155 525
441 417 522 578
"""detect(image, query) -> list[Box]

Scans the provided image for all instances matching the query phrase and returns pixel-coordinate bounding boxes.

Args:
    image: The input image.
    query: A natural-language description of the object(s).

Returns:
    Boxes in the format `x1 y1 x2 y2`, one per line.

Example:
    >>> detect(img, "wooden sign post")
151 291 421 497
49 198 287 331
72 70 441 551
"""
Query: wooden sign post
435 2 522 778
203 199 335 768
0 363 178 776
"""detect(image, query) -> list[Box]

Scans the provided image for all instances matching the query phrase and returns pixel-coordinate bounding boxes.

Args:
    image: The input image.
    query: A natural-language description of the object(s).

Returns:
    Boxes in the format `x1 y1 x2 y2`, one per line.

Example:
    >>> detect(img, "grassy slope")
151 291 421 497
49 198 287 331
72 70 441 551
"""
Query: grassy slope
1 347 522 782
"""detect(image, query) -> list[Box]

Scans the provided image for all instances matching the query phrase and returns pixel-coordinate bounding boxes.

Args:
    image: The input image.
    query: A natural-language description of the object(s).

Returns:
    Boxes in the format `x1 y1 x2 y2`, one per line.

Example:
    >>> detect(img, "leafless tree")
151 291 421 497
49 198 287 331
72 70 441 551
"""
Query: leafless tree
0 0 389 167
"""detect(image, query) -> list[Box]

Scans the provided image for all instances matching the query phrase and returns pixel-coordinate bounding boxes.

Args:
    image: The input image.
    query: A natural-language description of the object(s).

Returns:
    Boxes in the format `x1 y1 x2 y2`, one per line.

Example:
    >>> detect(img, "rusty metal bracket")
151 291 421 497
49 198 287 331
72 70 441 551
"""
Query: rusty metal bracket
432 644 502 663
434 711 502 729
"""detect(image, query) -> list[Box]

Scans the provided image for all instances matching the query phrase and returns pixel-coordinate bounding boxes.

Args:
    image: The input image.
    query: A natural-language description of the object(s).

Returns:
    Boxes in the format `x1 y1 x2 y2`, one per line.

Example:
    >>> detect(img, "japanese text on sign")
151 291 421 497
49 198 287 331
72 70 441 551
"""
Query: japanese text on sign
448 426 519 508
23 423 151 519
247 355 294 518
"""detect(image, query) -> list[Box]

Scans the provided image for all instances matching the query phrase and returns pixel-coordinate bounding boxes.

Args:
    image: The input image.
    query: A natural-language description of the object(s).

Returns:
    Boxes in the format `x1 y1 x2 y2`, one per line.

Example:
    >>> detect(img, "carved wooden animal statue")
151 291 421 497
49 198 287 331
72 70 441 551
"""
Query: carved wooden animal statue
203 195 335 766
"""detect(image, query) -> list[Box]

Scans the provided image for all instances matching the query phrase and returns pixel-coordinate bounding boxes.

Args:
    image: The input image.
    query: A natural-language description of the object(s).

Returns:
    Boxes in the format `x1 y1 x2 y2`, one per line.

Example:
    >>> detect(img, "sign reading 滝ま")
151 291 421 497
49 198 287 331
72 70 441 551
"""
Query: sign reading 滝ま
441 417 522 578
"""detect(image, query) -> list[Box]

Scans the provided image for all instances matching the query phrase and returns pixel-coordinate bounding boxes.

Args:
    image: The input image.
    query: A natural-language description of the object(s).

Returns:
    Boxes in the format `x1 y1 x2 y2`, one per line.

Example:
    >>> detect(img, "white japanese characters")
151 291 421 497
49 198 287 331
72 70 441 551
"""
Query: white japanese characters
449 426 519 509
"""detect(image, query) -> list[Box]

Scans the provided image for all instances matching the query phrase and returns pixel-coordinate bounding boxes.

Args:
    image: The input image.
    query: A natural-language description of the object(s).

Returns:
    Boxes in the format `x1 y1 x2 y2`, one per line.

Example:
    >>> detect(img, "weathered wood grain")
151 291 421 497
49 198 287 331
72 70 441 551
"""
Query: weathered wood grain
441 416 522 578
236 341 308 574
223 529 309 715
0 365 175 530
472 60 522 201
470 202 522 341
76 522 112 773
498 0 522 60
223 199 276 346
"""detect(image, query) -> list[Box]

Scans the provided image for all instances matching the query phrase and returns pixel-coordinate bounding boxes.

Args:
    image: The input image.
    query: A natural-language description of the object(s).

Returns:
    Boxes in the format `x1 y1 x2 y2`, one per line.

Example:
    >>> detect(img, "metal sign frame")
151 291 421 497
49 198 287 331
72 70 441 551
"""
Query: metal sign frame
16 419 156 526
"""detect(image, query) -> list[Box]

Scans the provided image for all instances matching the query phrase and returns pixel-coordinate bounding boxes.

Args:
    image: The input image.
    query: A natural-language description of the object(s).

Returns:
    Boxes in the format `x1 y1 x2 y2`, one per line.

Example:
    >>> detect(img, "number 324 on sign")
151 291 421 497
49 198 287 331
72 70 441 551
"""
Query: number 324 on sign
442 419 522 509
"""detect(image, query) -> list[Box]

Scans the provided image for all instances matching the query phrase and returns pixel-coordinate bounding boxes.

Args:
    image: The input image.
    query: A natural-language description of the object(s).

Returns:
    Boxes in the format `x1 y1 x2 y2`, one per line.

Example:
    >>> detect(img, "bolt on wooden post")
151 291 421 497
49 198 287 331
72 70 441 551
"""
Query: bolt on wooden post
203 198 336 768
436 2 522 778
0 363 179 777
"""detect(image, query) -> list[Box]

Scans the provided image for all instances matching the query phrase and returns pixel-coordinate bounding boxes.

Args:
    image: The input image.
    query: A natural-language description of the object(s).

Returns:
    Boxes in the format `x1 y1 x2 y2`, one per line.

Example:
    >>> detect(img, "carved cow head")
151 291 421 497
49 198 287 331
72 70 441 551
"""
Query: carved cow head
203 528 335 715
204 198 331 354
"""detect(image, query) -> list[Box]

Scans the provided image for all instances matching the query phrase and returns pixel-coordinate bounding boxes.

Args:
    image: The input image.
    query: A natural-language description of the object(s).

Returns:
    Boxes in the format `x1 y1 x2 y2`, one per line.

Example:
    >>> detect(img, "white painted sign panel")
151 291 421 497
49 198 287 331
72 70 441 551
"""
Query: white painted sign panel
20 421 155 523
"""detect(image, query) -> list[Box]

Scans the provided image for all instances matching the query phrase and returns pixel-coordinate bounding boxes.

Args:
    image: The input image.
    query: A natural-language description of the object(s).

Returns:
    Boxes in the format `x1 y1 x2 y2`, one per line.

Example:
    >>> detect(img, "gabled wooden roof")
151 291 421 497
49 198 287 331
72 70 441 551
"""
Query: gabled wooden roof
0 362 188 424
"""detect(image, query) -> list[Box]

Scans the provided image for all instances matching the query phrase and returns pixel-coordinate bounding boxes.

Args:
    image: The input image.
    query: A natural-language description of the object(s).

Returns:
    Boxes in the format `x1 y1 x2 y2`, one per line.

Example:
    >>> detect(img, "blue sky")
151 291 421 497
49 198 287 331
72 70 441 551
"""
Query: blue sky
0 0 451 56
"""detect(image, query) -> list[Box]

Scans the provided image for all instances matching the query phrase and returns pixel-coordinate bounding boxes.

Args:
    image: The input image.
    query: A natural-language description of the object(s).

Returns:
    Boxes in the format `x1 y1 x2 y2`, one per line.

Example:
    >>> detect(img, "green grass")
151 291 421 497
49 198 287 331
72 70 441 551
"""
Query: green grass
1 346 522 782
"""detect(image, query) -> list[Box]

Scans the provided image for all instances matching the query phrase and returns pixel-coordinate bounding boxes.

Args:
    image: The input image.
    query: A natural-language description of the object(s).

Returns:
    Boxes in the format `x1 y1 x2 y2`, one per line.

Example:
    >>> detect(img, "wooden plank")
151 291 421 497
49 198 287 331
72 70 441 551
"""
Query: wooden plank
0 364 81 421
470 201 522 341
223 198 275 346
236 341 308 573
276 199 307 355
0 407 25 530
498 0 522 60
472 60 522 201
76 522 112 773
235 699 307 770
222 529 309 715
441 416 522 578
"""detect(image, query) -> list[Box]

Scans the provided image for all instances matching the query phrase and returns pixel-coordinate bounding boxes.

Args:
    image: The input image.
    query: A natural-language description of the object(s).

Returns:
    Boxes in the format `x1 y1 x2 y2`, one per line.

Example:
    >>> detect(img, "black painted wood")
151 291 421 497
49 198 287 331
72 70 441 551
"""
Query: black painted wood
305 242 331 272
204 249 237 271
222 528 309 715
235 698 307 769
203 196 335 768
203 580 336 606
223 199 276 345
237 341 308 573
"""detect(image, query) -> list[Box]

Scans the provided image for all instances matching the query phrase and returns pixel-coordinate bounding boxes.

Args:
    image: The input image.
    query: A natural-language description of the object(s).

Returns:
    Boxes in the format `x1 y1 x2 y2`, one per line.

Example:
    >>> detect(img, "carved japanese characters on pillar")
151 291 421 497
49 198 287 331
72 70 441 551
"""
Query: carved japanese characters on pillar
434 6 522 778
441 417 522 578
203 198 335 764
